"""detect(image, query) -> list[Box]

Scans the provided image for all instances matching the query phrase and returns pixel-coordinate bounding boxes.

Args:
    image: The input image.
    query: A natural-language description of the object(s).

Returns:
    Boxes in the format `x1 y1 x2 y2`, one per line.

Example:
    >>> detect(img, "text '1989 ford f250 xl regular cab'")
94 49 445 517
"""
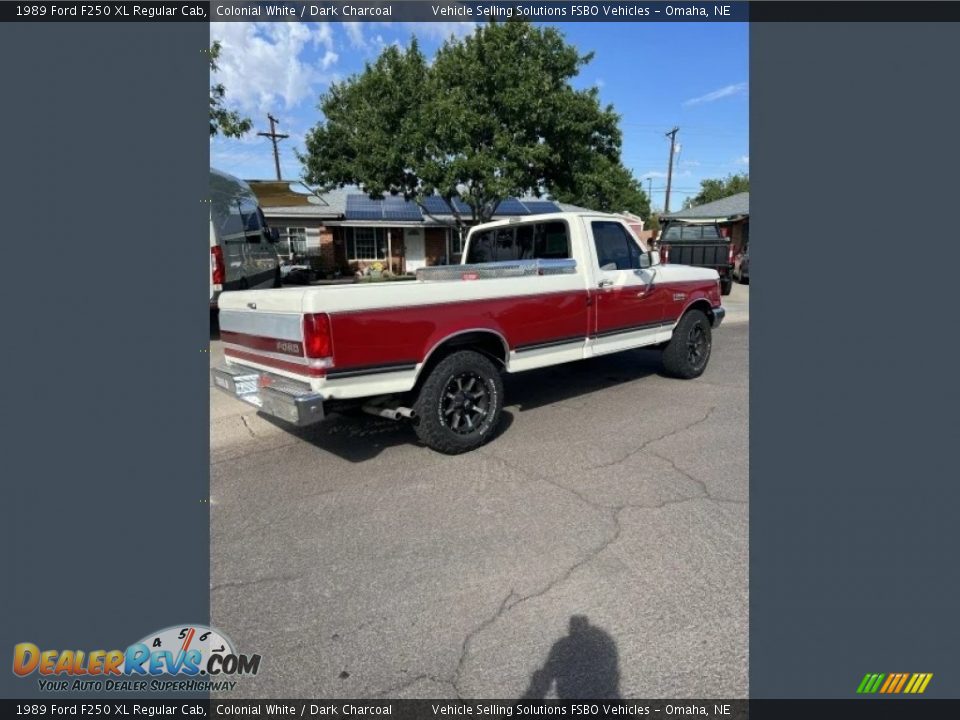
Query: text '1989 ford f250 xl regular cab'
212 212 725 454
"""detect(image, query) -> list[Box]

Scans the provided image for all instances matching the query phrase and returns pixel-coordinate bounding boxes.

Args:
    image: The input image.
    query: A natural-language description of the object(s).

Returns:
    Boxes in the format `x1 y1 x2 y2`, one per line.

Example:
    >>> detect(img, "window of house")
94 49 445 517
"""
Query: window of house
465 221 570 264
285 227 307 255
347 227 386 261
591 221 642 270
449 229 466 258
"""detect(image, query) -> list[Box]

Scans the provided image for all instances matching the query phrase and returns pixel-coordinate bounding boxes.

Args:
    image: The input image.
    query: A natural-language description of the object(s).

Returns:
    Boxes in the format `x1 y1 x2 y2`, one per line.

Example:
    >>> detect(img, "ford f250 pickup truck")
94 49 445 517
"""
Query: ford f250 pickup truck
212 212 725 454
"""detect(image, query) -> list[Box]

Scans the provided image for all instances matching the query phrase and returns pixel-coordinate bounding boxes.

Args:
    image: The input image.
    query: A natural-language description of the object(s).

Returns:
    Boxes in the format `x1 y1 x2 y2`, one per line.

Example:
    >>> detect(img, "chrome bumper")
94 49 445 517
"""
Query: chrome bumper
711 306 726 328
211 365 325 427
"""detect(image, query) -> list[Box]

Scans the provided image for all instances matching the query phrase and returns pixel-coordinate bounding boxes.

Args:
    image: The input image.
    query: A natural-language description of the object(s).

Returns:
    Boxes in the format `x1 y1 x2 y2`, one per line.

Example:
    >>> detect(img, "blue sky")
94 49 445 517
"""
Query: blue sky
210 21 747 210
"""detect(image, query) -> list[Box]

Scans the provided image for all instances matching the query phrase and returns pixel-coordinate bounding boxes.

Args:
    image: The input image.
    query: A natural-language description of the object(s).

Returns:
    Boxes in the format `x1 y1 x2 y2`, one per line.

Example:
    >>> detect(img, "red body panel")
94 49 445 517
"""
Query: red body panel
328 290 590 369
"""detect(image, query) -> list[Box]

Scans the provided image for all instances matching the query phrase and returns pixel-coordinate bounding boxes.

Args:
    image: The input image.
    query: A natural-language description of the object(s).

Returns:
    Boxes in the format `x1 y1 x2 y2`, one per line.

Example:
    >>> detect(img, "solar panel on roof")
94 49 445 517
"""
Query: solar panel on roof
382 195 423 221
422 196 453 214
345 195 384 220
495 198 529 215
421 196 473 216
521 201 561 214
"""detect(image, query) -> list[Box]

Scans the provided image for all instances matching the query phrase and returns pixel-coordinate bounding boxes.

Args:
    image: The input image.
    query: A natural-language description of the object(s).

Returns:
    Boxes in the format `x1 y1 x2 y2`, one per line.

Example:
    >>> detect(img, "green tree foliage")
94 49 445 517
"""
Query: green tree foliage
551 154 651 219
302 22 633 226
689 173 750 207
209 41 252 138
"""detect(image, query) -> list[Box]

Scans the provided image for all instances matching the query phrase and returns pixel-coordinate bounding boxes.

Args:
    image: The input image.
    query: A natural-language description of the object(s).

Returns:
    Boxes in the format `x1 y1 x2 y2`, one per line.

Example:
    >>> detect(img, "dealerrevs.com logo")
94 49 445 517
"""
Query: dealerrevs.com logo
13 625 261 693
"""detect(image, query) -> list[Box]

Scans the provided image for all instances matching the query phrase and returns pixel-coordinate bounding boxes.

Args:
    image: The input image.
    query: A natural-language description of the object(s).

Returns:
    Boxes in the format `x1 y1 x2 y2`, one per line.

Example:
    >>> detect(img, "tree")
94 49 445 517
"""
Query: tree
689 173 749 207
551 154 650 219
209 41 252 138
302 22 623 227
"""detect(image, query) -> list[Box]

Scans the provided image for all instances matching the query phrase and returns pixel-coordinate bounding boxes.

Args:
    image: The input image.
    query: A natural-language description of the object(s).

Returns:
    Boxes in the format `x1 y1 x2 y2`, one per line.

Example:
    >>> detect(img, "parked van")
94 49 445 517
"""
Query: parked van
210 168 281 308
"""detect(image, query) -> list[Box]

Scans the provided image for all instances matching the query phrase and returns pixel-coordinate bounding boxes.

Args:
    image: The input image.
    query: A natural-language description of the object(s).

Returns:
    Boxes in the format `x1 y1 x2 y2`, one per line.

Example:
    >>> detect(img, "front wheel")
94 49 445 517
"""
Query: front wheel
662 309 713 379
413 350 504 454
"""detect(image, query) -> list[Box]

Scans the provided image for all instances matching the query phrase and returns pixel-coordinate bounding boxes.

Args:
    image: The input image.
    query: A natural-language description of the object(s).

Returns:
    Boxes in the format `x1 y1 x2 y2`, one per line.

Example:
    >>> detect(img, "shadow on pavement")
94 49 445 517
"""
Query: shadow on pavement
258 409 515 463
505 348 664 413
522 615 621 700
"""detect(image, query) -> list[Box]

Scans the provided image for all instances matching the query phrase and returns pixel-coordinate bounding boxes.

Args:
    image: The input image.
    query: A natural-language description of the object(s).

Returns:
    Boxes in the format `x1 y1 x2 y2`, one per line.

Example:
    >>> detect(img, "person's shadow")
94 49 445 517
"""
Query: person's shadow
521 615 621 700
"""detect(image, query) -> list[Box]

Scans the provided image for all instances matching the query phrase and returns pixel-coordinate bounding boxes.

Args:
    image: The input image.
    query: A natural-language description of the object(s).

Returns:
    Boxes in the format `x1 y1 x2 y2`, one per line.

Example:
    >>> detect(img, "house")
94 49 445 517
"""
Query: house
248 181 572 276
659 192 749 253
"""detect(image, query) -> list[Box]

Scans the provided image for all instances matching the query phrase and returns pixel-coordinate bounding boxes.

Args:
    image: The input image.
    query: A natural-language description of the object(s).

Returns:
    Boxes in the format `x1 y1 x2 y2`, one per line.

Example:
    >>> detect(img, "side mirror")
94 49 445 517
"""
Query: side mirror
638 250 660 269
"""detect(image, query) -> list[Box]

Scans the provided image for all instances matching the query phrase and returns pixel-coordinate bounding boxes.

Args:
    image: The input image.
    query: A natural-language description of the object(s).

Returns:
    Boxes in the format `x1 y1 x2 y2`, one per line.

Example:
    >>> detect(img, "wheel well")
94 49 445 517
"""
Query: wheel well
412 331 508 393
683 298 716 324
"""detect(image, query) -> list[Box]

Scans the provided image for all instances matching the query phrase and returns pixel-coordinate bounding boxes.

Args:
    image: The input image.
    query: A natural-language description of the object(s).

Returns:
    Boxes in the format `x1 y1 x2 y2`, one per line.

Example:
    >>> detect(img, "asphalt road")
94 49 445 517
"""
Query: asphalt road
210 294 748 699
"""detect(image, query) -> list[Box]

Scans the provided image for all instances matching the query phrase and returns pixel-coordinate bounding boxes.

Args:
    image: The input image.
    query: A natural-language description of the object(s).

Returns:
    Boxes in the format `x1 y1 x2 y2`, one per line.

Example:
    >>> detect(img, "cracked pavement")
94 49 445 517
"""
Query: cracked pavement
210 296 748 699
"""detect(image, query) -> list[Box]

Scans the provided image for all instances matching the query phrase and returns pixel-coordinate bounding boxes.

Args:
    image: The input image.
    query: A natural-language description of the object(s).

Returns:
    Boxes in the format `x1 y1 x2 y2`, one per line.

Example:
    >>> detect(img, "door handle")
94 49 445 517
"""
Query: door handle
598 279 613 288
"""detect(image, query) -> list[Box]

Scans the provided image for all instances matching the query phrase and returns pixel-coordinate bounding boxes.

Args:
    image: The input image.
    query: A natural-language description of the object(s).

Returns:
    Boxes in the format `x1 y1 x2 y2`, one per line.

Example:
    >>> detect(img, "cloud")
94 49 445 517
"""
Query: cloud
683 82 748 107
210 22 338 114
342 22 367 48
736 155 750 165
342 21 474 52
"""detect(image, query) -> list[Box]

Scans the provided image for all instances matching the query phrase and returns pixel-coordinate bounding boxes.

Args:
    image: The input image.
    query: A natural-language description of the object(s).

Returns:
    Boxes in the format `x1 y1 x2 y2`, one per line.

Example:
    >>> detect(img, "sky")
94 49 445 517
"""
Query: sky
210 21 748 211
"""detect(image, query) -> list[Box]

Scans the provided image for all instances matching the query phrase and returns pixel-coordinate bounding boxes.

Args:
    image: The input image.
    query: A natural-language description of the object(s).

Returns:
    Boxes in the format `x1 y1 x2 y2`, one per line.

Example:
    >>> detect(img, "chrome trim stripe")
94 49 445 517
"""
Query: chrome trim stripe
223 342 329 368
219 309 303 341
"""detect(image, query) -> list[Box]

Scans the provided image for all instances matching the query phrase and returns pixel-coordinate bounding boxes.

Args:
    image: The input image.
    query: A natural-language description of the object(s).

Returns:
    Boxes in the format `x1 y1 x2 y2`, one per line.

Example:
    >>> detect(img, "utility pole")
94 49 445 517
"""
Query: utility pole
258 113 289 181
646 178 653 208
664 126 679 213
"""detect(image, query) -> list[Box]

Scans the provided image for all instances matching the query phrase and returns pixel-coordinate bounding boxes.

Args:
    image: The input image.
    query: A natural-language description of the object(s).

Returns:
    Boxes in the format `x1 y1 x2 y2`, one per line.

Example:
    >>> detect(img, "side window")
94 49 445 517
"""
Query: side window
591 221 641 270
214 196 245 241
238 196 263 242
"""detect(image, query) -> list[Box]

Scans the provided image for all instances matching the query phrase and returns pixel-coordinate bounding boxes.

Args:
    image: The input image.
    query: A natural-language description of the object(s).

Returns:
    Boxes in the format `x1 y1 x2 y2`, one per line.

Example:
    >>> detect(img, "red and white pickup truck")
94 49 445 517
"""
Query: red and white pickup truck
212 212 725 453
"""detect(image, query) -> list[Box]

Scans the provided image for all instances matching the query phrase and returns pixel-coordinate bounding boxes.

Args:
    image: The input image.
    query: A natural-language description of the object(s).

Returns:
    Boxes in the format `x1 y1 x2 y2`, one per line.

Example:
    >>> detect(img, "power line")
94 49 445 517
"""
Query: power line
664 127 679 214
257 113 289 181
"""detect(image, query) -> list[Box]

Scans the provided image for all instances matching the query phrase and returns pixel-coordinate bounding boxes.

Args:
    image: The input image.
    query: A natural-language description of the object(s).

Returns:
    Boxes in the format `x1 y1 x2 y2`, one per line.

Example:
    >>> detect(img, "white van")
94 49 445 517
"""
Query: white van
210 168 282 308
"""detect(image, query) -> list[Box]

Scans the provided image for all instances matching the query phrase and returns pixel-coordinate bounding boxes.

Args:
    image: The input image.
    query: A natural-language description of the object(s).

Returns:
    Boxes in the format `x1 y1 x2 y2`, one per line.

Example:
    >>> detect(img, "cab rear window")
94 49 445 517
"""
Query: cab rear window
662 223 725 242
466 221 570 264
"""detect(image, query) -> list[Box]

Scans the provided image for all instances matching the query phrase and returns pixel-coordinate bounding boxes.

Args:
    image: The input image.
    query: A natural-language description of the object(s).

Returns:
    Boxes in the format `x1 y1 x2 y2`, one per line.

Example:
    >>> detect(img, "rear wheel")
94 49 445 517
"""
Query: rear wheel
662 309 712 379
413 350 503 454
720 278 733 295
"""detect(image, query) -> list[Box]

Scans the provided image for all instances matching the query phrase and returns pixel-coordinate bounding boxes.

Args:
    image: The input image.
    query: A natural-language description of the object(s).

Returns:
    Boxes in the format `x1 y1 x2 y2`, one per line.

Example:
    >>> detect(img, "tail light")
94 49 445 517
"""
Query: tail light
728 245 734 264
211 246 225 285
303 313 333 359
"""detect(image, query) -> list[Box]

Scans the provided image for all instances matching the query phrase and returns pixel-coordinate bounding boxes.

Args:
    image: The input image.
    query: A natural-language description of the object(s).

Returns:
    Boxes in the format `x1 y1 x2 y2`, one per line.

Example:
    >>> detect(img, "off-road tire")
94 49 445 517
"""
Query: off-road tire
413 350 504 454
662 309 712 379
720 278 733 295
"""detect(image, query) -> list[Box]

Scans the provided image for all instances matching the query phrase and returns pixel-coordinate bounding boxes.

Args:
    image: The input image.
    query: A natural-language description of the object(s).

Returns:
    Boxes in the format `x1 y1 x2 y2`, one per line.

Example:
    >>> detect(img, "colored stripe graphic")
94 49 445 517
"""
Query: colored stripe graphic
859 672 933 694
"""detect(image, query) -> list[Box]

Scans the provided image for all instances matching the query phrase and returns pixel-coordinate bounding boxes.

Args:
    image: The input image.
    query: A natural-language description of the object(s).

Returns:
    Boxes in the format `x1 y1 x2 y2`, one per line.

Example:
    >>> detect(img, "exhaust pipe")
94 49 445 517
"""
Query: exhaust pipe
362 404 417 421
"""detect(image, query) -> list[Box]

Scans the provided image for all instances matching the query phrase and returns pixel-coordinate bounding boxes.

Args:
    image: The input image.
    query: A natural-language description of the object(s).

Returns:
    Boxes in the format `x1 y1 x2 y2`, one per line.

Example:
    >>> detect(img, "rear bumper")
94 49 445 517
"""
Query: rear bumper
211 364 325 427
711 307 726 328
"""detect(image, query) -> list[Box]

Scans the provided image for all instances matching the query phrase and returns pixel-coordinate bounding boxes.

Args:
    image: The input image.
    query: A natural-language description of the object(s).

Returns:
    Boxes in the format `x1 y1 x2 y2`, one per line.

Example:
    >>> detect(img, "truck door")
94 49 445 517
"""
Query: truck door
588 220 666 356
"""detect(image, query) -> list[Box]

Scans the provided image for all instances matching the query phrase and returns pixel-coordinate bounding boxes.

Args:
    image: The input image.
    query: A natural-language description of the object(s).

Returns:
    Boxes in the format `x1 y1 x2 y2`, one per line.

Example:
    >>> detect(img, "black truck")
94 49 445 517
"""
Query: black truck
658 220 734 295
